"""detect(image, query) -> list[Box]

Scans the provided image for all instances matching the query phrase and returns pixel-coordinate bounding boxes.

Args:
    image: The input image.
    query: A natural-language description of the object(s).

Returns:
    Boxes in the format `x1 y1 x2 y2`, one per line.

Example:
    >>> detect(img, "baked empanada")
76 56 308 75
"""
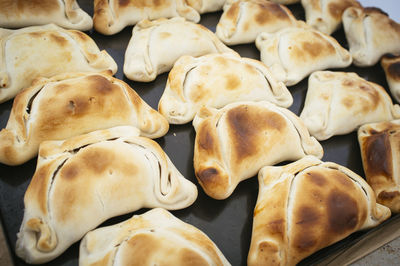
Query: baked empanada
269 0 300 4
0 24 117 103
93 0 200 35
255 26 352 86
16 126 198 264
158 53 293 124
186 0 227 14
80 208 230 266
0 0 92 30
301 0 361 35
342 7 400 67
123 17 237 82
381 54 400 103
216 0 299 45
0 72 169 166
193 101 323 200
358 120 400 213
248 156 390 266
300 71 400 141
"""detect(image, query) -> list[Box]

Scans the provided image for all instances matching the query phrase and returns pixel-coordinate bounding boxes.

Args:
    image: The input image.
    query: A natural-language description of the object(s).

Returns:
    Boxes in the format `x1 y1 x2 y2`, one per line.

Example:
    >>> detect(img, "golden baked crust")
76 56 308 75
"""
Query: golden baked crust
0 72 169 165
358 120 400 213
16 127 197 264
93 0 200 35
381 54 400 103
79 208 230 266
193 101 323 199
216 0 300 45
0 0 92 30
0 24 117 103
158 53 292 124
300 71 400 140
248 156 391 266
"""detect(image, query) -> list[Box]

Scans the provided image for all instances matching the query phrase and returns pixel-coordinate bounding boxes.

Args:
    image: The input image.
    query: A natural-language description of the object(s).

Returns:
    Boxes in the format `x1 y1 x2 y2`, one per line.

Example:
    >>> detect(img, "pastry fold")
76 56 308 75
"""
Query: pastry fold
255 25 352 86
216 0 299 45
0 0 92 30
16 126 197 264
248 156 391 266
343 7 400 67
193 101 323 199
80 208 230 266
93 0 200 35
381 54 400 103
301 0 361 35
186 0 227 14
158 53 292 124
358 120 400 213
300 71 400 141
0 24 117 103
123 17 237 82
0 72 169 166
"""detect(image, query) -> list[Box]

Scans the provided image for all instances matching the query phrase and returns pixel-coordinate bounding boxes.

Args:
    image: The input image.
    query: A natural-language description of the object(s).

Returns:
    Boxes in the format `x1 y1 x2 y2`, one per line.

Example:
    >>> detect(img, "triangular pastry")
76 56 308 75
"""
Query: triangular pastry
0 72 169 165
158 53 292 124
193 101 323 199
16 126 197 264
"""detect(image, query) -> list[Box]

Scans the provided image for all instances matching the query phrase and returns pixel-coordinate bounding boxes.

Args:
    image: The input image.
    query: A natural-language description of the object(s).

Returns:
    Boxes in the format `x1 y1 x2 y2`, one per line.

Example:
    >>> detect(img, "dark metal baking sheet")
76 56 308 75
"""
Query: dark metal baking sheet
0 1 398 265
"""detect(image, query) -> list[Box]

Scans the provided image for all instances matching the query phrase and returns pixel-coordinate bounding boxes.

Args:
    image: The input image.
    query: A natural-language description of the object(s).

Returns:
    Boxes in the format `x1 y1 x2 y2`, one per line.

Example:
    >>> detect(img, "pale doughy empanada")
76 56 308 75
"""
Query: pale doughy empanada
248 156 390 266
0 24 117 103
186 0 227 14
255 26 352 86
216 0 299 45
0 0 92 30
80 208 230 266
93 0 200 35
158 53 293 124
301 0 361 35
358 120 400 213
123 17 238 82
300 71 400 141
16 126 198 264
0 72 169 166
193 101 323 200
343 7 400 67
381 54 400 103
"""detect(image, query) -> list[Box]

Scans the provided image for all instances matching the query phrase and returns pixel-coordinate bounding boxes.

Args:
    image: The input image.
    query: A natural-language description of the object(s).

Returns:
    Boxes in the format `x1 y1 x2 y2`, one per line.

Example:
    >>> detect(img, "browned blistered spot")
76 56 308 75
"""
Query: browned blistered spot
159 32 172 39
0 0 60 16
296 206 320 226
28 31 44 38
387 62 400 81
341 97 354 109
28 163 52 214
197 167 220 185
227 105 285 160
226 2 240 20
328 0 361 20
61 162 79 180
333 171 354 188
302 40 330 58
342 79 354 87
363 131 393 181
49 33 68 47
307 171 327 187
71 30 90 42
178 248 209 266
225 74 241 90
214 56 229 67
378 191 400 201
119 234 161 265
197 125 215 153
87 75 116 95
255 1 289 25
327 189 359 234
118 0 131 7
266 219 285 235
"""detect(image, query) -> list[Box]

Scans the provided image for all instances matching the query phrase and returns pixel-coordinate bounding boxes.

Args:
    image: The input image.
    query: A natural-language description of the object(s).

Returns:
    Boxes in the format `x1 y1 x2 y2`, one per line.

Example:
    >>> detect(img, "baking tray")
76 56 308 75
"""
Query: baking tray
0 1 399 265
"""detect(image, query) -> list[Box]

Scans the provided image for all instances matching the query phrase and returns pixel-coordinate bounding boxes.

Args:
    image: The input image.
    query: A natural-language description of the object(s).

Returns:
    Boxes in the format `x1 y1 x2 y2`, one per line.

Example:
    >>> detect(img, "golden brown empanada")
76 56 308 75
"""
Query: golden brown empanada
186 0 227 14
301 0 361 35
80 208 230 266
93 0 200 35
255 25 352 86
269 0 300 4
0 0 92 30
123 17 237 82
216 0 299 45
248 156 390 266
158 53 293 124
342 7 400 67
300 71 400 141
0 72 169 166
358 120 400 213
16 126 198 264
381 54 400 103
193 101 323 200
0 24 117 103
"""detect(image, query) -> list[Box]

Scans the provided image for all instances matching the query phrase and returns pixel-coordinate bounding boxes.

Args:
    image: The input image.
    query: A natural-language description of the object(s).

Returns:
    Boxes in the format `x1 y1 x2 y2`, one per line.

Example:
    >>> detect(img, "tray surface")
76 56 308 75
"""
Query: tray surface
0 1 398 265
